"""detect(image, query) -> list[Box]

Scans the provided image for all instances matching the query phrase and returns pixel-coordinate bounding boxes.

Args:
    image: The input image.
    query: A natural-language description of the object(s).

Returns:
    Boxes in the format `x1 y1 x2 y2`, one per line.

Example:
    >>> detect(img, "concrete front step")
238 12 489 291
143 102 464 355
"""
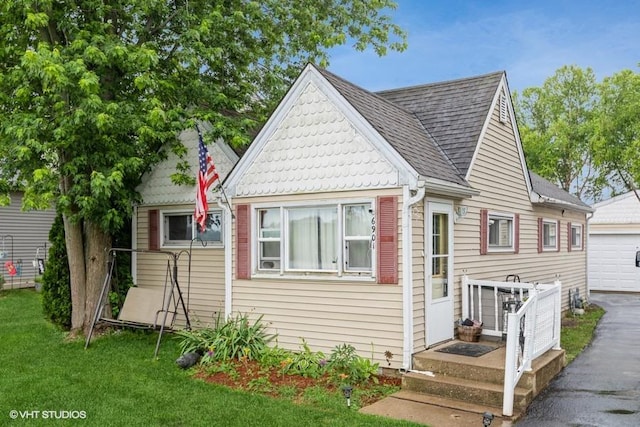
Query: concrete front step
403 371 533 411
412 350 506 385
391 390 507 419
412 346 566 389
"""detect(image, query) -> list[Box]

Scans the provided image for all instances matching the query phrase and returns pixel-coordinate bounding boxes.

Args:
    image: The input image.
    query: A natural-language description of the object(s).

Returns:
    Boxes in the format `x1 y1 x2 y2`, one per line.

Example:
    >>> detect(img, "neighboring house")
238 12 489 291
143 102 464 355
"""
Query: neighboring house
135 64 592 371
588 191 640 292
222 64 592 370
0 191 55 287
133 126 239 324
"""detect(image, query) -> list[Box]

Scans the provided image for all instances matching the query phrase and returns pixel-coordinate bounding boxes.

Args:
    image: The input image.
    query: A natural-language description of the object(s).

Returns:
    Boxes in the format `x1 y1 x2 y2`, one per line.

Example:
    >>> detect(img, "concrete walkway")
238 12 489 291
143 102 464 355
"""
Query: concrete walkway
360 390 513 426
516 292 640 426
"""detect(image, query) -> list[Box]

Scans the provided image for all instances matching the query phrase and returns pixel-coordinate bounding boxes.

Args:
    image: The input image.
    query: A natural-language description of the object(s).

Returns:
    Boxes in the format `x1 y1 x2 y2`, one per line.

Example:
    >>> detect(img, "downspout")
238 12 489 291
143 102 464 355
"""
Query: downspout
131 205 138 284
585 211 594 298
216 195 233 319
402 182 426 371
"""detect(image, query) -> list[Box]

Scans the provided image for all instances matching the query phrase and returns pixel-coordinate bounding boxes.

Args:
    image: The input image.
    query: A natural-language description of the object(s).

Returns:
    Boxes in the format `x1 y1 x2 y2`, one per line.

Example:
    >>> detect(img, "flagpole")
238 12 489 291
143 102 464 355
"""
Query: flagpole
195 124 235 220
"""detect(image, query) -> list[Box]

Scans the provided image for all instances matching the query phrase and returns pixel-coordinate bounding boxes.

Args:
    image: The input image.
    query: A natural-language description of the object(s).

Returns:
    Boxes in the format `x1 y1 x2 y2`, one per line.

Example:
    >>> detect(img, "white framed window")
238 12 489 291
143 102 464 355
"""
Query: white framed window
254 202 374 276
571 224 583 250
488 213 514 251
542 219 558 250
257 208 281 270
162 210 223 247
344 204 374 272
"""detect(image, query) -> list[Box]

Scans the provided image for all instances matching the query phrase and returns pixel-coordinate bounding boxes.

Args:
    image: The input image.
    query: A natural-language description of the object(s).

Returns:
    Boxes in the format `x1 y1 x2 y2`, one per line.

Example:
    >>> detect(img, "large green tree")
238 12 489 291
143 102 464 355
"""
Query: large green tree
0 0 406 334
514 65 603 201
594 69 640 201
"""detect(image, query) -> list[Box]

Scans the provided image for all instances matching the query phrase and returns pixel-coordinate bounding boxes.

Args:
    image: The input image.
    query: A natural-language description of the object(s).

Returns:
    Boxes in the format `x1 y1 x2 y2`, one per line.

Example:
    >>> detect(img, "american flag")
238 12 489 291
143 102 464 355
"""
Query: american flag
195 132 220 232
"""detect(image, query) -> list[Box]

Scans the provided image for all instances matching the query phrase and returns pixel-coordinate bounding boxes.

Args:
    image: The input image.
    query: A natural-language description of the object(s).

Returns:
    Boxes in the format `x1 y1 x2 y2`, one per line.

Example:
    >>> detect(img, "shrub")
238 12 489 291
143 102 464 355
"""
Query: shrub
41 215 71 329
176 312 275 362
41 214 133 329
327 343 379 385
279 339 326 378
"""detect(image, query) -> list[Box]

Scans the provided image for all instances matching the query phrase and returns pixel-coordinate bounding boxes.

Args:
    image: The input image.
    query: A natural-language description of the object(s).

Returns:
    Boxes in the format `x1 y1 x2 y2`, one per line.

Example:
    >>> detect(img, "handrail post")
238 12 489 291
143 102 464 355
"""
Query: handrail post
525 289 538 371
502 311 518 417
553 279 562 350
462 274 469 320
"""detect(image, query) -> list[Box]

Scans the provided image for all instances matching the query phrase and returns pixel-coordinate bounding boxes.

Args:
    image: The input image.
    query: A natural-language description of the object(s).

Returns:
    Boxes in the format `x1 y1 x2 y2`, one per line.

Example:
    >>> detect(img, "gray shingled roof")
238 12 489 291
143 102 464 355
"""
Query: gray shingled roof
315 66 588 211
377 72 504 177
317 68 468 186
529 171 592 210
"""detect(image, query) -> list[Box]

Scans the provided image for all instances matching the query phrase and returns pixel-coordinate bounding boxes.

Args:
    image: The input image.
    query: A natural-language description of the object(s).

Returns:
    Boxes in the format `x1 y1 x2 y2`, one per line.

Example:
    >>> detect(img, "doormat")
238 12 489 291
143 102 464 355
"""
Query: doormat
435 342 497 357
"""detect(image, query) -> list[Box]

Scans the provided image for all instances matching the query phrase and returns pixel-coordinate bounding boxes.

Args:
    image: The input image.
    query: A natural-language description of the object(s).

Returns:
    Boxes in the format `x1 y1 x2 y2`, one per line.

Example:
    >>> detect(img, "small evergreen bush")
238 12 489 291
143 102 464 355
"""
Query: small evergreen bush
41 214 132 329
41 214 71 329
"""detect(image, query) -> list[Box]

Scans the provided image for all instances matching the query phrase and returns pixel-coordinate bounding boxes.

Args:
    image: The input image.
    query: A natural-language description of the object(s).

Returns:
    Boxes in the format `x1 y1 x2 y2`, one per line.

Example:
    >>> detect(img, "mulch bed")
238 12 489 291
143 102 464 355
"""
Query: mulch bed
194 359 401 406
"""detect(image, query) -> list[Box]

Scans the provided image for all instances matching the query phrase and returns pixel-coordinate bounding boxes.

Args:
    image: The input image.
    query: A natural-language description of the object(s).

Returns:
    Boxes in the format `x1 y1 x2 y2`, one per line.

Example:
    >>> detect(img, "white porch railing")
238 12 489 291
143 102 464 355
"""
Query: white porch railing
461 275 562 417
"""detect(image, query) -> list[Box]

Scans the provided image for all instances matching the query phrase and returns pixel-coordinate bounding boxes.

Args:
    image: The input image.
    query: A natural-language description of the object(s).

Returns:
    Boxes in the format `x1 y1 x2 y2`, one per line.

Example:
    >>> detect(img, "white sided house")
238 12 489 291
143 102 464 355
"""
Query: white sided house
589 191 640 293
0 191 55 288
221 64 593 371
133 126 239 325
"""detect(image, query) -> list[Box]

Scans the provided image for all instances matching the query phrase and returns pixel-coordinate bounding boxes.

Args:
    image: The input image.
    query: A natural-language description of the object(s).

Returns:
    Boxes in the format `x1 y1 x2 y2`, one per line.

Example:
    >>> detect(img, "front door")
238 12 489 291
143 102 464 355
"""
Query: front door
426 201 454 347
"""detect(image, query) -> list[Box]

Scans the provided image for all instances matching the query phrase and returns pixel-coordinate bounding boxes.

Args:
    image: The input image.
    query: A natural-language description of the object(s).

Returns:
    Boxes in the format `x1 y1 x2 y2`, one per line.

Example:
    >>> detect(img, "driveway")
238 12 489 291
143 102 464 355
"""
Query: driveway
516 292 640 426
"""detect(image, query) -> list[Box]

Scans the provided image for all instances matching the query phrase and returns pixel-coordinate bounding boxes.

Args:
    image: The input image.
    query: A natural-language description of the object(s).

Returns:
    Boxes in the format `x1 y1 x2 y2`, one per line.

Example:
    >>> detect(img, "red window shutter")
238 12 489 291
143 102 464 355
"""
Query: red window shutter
480 209 488 255
537 217 543 253
377 196 398 284
567 222 572 252
148 209 159 250
514 213 520 254
236 204 251 279
557 220 561 252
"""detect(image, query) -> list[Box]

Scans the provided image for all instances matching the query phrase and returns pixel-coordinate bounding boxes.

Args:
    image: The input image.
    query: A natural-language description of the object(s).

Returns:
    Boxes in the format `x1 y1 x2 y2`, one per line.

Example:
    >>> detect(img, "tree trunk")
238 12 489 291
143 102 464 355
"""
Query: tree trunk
63 214 86 333
83 221 112 335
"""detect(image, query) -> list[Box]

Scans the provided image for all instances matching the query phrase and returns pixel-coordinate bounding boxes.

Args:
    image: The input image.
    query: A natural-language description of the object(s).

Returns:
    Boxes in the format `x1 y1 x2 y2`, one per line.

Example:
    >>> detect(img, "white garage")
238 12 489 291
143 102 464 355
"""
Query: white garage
588 191 640 293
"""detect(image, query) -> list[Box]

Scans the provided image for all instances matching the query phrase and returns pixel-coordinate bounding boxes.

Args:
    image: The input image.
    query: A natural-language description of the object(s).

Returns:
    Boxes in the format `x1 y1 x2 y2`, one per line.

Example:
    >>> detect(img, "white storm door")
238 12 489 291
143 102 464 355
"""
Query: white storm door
426 201 454 347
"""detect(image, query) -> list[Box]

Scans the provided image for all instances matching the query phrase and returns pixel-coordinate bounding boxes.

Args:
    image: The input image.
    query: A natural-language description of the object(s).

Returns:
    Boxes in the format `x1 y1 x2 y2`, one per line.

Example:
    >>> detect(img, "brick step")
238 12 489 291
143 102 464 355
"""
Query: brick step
402 371 533 411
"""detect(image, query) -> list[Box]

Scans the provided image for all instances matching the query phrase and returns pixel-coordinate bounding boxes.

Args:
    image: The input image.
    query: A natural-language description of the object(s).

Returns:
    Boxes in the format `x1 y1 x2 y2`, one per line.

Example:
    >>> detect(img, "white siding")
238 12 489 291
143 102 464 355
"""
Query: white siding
135 205 226 325
412 203 426 352
231 189 405 369
454 100 588 315
0 192 55 287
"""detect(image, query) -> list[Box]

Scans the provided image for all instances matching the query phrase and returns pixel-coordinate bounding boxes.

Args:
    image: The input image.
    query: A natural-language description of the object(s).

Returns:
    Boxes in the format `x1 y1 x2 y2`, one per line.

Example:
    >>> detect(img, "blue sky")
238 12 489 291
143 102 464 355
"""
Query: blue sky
327 0 640 93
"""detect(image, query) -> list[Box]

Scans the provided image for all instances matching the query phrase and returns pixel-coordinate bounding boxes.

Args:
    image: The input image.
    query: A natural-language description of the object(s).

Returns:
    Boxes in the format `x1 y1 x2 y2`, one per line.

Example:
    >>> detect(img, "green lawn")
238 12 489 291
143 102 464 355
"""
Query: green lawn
0 289 417 427
560 303 606 364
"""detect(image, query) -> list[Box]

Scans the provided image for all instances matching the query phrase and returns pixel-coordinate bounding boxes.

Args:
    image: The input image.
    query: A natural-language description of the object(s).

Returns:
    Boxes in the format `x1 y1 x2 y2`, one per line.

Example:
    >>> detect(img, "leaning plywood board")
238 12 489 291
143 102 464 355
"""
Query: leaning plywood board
118 287 175 327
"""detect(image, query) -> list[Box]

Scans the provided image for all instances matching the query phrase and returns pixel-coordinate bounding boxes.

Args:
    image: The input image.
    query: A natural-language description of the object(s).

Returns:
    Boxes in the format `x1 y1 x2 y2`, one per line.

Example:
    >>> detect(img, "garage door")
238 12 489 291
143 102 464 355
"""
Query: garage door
589 234 640 292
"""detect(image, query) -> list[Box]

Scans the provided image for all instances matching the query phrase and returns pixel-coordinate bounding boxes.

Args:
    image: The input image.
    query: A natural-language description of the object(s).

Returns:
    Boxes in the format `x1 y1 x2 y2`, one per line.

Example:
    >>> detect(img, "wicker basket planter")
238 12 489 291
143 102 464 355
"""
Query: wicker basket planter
457 325 482 342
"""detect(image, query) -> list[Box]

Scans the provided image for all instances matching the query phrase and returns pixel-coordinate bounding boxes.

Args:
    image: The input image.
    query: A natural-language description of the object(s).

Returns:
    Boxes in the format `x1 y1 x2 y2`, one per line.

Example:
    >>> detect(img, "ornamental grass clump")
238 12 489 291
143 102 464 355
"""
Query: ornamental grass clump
176 312 275 362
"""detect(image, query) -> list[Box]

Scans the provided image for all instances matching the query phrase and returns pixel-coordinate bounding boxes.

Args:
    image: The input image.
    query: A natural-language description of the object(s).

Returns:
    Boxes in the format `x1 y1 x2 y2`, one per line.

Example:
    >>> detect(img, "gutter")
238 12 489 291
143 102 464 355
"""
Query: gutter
216 194 233 319
422 177 479 199
402 181 426 371
531 193 595 214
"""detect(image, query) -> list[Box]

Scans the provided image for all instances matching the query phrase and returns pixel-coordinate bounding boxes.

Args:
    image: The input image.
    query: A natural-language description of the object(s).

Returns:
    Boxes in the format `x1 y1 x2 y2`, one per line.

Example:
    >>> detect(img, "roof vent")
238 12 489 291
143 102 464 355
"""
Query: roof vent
499 92 508 124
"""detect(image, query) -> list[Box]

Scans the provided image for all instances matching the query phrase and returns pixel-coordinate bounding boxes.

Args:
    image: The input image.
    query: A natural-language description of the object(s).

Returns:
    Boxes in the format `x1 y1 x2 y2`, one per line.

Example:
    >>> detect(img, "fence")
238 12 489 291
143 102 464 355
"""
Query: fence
461 275 562 416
